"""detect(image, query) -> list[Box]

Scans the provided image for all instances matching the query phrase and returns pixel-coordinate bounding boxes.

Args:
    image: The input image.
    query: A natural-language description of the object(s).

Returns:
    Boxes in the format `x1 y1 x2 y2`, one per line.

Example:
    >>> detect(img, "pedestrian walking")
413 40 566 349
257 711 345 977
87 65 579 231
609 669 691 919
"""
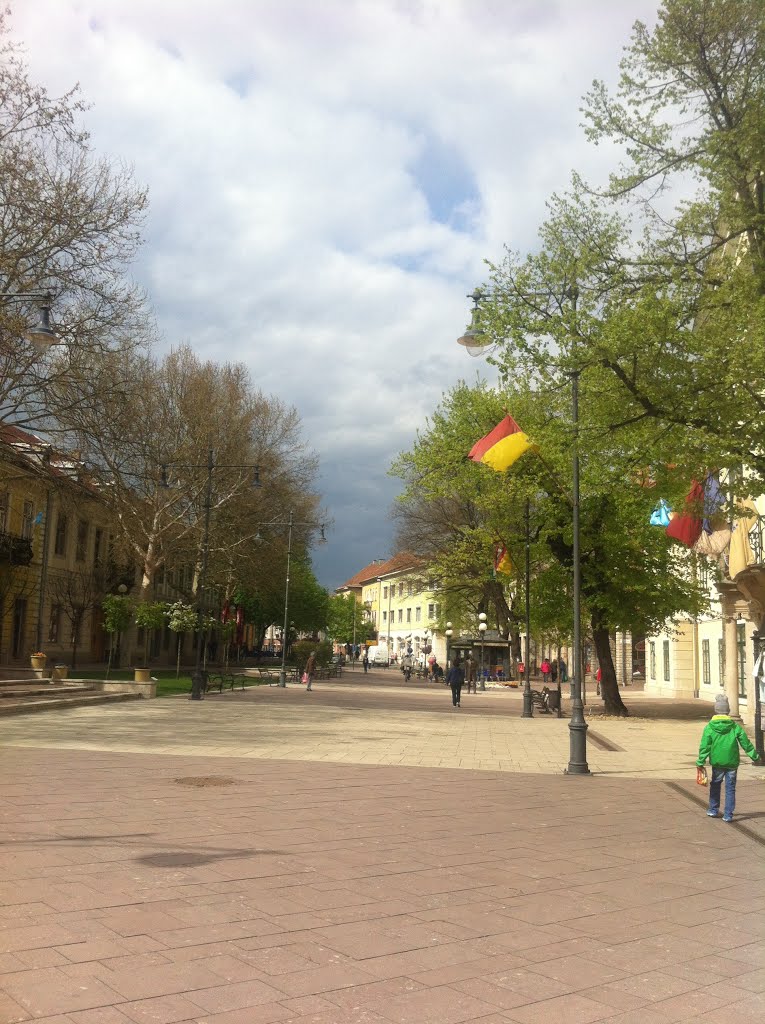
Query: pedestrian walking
696 694 759 822
596 666 602 696
540 658 551 684
465 654 476 694
304 650 317 692
362 650 369 673
550 659 558 683
558 657 568 683
446 656 465 708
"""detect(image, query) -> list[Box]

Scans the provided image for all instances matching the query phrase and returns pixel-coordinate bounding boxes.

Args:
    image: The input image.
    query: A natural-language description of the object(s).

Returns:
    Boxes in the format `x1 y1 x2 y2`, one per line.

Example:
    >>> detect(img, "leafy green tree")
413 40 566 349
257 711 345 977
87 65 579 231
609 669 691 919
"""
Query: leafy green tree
133 601 167 668
166 601 197 677
393 381 707 715
326 593 374 650
101 593 134 677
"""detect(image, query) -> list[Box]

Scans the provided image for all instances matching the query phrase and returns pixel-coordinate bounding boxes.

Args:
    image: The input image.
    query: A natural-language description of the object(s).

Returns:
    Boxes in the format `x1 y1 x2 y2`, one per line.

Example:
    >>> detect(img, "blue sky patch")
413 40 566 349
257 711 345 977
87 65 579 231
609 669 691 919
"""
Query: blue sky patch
411 134 479 229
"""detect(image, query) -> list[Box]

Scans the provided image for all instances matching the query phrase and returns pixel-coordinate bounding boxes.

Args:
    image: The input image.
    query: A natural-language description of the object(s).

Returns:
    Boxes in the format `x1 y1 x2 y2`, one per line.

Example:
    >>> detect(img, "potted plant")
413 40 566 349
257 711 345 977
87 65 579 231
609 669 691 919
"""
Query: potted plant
30 651 47 678
133 601 168 681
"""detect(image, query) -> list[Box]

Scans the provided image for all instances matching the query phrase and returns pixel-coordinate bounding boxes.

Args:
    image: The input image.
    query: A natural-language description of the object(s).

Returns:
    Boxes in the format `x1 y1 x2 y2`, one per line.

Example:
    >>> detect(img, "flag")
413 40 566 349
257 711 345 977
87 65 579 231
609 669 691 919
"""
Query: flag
468 414 533 473
493 543 513 576
665 480 704 547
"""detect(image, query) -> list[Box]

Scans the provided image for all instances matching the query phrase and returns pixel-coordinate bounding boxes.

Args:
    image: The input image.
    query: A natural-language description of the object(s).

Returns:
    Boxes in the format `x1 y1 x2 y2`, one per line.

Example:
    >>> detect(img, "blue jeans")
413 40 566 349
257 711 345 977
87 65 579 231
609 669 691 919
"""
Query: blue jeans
709 767 737 819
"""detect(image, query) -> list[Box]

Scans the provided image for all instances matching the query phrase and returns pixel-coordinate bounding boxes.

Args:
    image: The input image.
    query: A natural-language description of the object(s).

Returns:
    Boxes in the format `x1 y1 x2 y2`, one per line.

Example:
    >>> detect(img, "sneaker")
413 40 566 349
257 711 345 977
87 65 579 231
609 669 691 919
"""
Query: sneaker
706 811 719 818
457 703 460 707
722 816 733 822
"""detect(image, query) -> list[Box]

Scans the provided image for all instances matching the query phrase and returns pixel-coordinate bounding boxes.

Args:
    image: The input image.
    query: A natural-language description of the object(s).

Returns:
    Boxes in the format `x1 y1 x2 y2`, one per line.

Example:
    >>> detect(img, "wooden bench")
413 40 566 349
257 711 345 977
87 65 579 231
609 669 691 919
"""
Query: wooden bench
530 688 553 713
256 667 281 685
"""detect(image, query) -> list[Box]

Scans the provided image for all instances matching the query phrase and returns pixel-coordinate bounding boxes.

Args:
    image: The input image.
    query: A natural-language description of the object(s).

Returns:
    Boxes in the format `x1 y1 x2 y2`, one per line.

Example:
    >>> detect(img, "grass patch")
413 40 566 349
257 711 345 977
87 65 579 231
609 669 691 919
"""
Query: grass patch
74 669 269 698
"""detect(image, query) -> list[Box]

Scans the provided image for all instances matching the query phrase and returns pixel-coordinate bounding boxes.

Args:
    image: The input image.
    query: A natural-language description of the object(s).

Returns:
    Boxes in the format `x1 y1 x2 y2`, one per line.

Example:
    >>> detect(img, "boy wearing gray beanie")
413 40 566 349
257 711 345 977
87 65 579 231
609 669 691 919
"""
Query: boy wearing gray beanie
696 694 759 821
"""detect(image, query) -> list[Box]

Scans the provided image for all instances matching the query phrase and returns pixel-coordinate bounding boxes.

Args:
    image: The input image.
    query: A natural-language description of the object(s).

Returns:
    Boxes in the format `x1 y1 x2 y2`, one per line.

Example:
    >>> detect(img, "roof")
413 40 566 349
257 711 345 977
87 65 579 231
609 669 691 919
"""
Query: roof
0 421 98 493
337 552 424 591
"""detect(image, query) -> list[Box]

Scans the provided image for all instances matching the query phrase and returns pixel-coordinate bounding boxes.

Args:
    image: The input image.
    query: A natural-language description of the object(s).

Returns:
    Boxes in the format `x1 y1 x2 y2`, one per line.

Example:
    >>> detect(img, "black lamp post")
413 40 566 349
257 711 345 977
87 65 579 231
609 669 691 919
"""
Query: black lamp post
478 613 487 689
160 448 261 700
752 629 765 760
255 511 326 686
445 622 453 669
2 289 59 351
522 497 533 718
457 285 588 773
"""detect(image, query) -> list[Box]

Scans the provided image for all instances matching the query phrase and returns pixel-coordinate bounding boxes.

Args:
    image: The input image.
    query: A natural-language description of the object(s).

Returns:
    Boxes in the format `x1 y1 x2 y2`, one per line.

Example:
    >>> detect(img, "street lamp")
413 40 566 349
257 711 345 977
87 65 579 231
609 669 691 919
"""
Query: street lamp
457 286 589 773
478 612 487 690
256 511 326 687
522 498 533 718
445 621 453 669
160 448 261 700
2 289 59 352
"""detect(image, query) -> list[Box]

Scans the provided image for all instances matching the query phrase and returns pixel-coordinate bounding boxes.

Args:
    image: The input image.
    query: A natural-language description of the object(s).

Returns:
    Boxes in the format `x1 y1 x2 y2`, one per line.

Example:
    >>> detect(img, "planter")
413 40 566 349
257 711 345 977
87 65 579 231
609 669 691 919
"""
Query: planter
30 654 47 680
134 667 151 683
51 664 69 681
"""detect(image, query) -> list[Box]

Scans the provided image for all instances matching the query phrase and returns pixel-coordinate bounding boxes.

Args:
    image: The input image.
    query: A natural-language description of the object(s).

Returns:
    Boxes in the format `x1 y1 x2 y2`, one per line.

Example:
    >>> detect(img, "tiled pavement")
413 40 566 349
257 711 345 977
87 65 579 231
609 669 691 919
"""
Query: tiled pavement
0 685 763 1023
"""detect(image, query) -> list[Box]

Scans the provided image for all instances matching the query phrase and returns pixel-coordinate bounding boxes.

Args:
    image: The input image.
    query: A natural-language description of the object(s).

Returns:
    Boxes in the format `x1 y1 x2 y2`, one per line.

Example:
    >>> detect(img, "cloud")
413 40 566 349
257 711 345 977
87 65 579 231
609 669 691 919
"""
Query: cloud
13 0 659 588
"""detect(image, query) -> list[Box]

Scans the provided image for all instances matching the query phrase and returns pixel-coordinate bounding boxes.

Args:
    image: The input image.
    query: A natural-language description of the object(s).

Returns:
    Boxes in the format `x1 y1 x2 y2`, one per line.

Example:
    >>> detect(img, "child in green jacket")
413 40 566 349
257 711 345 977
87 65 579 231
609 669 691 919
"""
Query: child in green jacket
696 694 759 822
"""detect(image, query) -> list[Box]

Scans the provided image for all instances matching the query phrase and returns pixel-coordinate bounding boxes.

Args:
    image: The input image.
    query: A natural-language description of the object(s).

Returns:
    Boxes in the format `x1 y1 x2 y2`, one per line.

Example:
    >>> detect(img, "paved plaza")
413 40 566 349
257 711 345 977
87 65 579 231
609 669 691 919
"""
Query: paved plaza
0 680 763 1023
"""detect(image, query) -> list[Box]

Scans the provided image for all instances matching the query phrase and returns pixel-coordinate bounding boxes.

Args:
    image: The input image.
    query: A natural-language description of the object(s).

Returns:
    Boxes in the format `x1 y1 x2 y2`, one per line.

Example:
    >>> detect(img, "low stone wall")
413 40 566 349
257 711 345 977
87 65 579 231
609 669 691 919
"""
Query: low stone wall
73 679 157 699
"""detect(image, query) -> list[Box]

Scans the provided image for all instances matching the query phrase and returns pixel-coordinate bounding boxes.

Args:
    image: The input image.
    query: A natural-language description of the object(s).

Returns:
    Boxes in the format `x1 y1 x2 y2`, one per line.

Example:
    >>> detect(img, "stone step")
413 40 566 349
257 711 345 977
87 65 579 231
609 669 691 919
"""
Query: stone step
0 685 99 700
0 692 141 716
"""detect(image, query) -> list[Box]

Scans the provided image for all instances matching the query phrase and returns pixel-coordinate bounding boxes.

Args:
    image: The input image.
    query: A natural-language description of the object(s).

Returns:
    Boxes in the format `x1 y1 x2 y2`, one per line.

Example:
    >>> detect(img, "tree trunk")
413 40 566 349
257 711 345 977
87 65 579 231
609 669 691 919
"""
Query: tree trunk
176 635 181 678
592 617 628 716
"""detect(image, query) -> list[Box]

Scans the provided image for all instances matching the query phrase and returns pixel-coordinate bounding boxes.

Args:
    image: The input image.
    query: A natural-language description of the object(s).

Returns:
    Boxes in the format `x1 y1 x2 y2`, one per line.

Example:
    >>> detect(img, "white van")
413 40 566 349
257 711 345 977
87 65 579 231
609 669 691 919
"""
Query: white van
366 645 389 666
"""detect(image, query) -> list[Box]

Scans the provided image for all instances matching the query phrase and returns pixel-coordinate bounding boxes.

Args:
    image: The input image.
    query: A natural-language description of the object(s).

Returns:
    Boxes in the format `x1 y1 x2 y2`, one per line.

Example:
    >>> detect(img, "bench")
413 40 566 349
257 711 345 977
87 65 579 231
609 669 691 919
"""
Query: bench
256 667 281 685
530 685 562 715
205 672 246 693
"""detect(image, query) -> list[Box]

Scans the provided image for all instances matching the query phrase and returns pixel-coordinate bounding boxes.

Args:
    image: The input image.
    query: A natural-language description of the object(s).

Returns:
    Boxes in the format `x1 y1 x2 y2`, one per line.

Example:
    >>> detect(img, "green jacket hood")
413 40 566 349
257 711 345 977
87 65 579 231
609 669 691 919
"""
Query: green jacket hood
708 715 735 735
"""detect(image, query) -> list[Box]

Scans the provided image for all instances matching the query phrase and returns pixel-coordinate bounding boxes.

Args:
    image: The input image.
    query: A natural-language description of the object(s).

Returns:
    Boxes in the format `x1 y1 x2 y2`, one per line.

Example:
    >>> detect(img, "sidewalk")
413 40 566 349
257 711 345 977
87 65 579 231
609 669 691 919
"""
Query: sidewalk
0 686 763 1023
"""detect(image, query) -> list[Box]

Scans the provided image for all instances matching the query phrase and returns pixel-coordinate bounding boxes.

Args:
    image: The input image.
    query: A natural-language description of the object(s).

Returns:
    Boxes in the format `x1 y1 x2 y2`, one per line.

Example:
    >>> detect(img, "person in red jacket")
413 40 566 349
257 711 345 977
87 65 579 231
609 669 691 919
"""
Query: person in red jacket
696 694 759 821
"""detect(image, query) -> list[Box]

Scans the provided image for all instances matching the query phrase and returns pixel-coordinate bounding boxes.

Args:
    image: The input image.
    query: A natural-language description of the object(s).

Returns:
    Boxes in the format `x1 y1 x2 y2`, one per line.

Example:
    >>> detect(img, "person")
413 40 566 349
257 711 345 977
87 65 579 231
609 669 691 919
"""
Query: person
362 649 369 673
427 653 436 680
401 654 413 682
696 693 759 822
596 666 602 696
446 656 465 708
550 659 558 684
465 654 476 694
558 657 568 683
304 650 317 692
540 657 551 684
431 659 443 683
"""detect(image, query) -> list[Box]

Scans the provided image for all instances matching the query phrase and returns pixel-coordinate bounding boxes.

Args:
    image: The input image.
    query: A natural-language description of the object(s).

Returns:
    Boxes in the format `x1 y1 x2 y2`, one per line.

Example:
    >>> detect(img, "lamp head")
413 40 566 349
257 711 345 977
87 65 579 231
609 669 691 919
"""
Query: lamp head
26 296 59 352
159 465 170 488
478 622 487 633
456 287 493 357
252 466 261 488
478 611 487 622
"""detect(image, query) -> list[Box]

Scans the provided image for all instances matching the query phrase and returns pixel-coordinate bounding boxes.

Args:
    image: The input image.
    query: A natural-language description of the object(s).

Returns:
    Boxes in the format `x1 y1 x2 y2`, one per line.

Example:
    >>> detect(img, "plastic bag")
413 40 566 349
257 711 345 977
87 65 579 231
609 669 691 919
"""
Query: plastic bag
301 672 309 684
696 766 708 787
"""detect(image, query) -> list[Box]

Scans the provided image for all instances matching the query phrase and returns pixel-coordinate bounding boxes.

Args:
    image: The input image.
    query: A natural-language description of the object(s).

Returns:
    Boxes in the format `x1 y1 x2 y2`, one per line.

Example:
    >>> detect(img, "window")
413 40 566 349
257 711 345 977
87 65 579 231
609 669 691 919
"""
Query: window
718 638 725 688
383 585 388 599
702 639 711 685
406 581 413 596
649 642 656 680
406 608 411 623
48 604 62 643
93 528 104 567
737 622 747 698
382 611 387 622
54 513 68 556
21 500 34 539
398 608 403 623
75 519 89 562
663 639 670 681
415 607 421 622
0 491 8 532
428 603 435 619
398 582 404 598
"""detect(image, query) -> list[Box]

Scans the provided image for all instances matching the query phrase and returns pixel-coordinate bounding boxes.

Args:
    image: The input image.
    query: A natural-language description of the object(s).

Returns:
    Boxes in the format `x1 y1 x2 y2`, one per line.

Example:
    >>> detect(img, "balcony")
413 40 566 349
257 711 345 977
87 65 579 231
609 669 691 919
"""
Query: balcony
0 530 33 566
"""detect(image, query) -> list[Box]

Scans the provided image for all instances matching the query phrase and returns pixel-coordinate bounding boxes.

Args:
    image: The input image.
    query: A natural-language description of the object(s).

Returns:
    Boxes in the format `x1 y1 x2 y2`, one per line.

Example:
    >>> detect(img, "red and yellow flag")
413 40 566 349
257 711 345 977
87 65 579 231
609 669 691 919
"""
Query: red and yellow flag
468 414 533 473
493 543 513 576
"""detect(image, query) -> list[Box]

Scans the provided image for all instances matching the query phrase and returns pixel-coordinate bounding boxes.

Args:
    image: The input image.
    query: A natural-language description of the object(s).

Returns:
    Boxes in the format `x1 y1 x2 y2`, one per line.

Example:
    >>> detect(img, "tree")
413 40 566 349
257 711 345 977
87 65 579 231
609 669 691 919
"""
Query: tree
166 600 197 677
0 7 149 435
326 593 374 650
392 381 707 715
133 601 167 669
47 567 107 670
101 592 134 677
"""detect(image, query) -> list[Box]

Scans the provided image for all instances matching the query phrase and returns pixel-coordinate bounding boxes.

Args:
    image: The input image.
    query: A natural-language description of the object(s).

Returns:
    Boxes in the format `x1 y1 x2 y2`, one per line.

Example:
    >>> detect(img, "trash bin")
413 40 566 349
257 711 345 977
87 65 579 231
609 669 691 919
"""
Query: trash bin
547 687 561 712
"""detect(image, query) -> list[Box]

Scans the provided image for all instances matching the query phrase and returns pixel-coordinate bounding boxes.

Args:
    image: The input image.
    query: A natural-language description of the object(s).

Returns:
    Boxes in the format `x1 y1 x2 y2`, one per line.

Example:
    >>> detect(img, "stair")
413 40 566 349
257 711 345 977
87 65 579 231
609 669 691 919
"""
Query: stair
0 679 141 716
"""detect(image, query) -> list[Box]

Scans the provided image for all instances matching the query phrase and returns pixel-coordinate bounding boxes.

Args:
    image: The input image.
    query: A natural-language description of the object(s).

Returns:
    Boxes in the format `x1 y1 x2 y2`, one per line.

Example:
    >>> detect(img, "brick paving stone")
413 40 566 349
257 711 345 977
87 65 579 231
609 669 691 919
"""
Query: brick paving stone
0 966 122 1017
502 991 615 1023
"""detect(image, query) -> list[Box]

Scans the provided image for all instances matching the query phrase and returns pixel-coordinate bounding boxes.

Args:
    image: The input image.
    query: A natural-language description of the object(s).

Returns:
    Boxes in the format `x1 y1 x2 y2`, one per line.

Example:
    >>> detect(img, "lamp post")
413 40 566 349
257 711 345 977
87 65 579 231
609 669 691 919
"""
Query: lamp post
445 621 453 669
160 449 261 700
457 286 588 773
2 289 59 351
478 613 487 690
256 511 326 687
387 578 393 665
522 498 533 717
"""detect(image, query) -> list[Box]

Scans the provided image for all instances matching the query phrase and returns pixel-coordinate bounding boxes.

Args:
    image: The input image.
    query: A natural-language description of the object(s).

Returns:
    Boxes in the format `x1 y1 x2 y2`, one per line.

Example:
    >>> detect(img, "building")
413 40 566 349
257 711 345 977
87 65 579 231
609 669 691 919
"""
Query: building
337 554 447 665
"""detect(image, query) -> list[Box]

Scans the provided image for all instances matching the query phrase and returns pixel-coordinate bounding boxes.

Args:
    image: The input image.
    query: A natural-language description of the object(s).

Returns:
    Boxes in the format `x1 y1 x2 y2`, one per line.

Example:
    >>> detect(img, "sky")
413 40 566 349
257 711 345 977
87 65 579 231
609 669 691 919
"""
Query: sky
13 0 660 590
